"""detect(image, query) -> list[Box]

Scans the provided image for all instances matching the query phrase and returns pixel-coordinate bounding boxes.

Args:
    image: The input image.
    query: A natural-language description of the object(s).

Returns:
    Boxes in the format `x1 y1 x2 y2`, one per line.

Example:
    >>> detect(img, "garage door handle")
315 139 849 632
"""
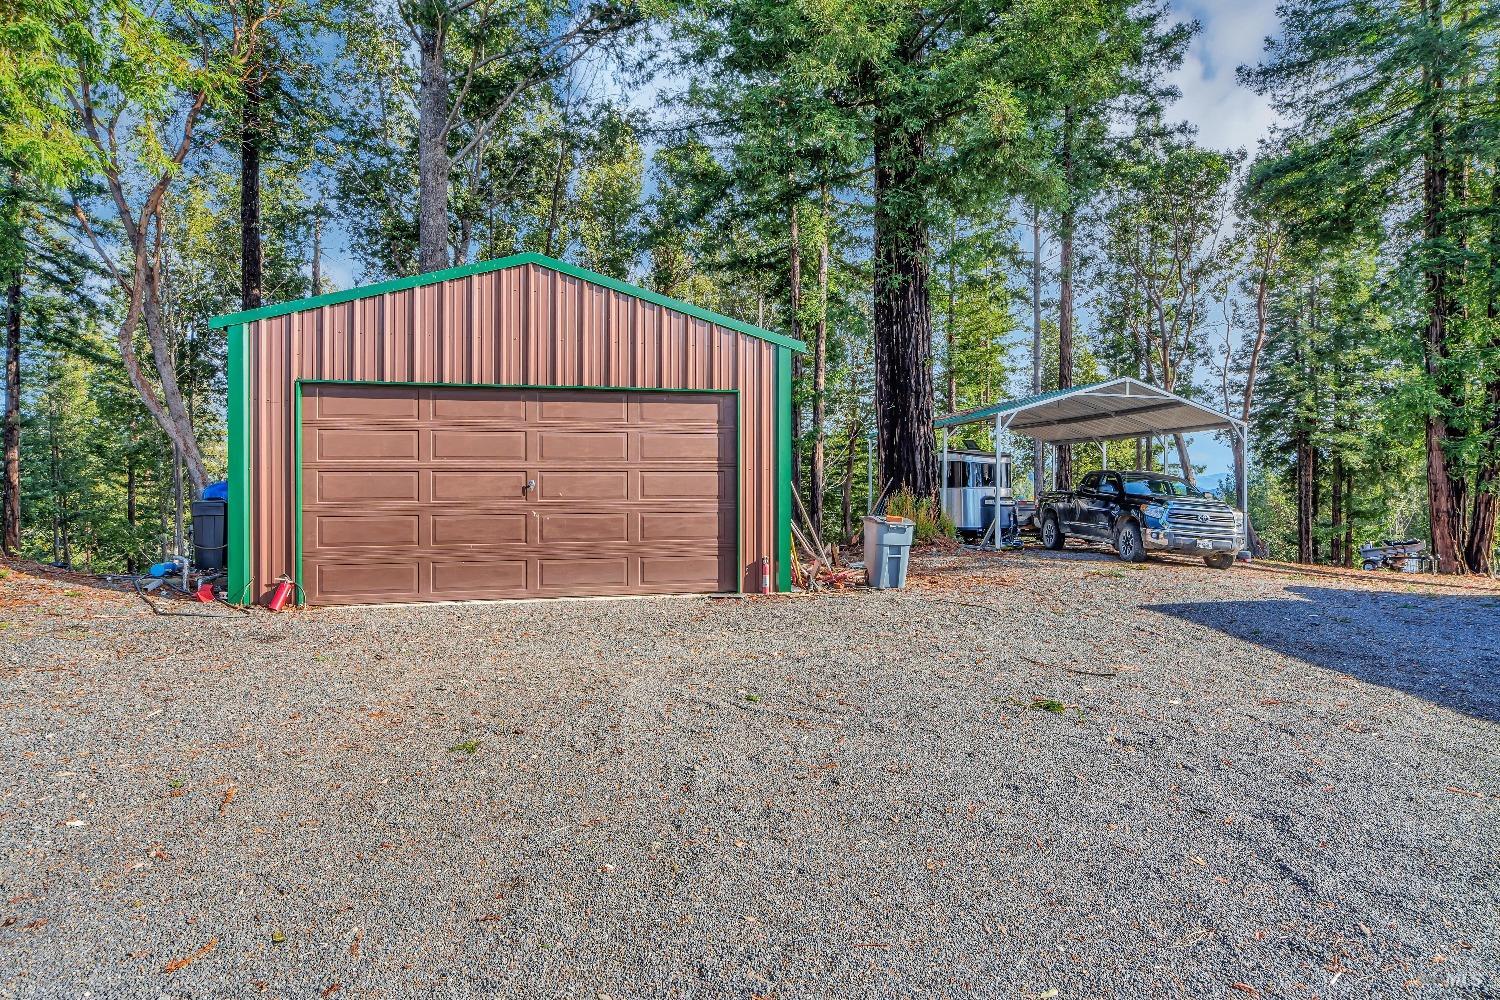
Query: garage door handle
525 479 536 493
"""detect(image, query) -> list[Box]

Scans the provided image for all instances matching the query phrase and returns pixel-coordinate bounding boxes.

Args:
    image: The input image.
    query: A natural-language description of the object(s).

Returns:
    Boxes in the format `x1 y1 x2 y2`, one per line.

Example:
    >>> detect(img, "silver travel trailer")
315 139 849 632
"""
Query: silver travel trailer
942 450 1023 544
942 450 996 539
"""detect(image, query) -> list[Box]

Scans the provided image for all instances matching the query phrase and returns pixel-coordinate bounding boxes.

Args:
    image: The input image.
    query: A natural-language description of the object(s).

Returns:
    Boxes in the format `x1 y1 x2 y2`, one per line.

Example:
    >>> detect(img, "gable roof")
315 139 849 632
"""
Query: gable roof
208 251 806 352
935 376 1242 444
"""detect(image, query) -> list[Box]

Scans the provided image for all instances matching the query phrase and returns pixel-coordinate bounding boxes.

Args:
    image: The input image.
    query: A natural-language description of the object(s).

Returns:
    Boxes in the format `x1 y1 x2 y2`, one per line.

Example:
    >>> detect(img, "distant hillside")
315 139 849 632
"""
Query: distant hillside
1196 472 1233 496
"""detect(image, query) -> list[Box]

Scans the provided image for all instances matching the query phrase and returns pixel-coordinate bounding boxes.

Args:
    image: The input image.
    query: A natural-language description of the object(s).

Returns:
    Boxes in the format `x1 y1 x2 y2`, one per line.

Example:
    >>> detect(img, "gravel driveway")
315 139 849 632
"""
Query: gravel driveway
2 551 1497 999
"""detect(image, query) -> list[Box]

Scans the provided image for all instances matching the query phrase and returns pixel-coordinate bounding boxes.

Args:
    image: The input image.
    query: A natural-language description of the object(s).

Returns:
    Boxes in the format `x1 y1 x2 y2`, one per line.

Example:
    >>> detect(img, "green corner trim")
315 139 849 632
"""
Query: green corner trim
210 252 806 354
292 385 305 606
775 348 792 593
226 324 252 604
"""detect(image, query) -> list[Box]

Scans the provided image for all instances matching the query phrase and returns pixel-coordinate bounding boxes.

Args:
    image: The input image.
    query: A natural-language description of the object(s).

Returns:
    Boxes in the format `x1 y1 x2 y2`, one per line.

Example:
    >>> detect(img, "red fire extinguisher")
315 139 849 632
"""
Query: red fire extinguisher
759 556 771 594
266 575 297 611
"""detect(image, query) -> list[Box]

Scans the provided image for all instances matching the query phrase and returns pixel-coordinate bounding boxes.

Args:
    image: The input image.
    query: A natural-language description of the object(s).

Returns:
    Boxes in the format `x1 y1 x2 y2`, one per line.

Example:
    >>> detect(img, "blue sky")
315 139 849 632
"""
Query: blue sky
1151 0 1282 477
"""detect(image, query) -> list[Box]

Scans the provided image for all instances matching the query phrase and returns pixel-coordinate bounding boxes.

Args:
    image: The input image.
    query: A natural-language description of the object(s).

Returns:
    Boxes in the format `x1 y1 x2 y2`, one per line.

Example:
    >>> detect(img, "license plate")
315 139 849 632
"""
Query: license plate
1197 539 1214 549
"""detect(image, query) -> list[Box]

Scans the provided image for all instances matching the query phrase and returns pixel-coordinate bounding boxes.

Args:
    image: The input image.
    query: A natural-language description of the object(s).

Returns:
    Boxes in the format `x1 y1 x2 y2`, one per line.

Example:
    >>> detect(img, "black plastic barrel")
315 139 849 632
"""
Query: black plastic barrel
191 498 228 571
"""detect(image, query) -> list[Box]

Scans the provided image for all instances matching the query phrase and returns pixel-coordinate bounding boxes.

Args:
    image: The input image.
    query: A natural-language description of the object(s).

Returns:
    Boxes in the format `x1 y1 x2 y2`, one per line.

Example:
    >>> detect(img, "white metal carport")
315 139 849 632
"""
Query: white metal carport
934 377 1249 546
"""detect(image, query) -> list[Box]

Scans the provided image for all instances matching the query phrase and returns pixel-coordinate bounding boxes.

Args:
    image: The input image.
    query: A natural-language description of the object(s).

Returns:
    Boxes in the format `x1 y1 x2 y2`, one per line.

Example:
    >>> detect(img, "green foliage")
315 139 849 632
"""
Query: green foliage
885 488 955 544
1243 0 1500 571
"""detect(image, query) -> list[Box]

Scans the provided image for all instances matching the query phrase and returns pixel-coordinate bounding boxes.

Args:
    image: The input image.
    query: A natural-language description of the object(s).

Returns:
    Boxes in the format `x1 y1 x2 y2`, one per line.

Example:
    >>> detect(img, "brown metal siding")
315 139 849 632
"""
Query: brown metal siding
244 262 779 601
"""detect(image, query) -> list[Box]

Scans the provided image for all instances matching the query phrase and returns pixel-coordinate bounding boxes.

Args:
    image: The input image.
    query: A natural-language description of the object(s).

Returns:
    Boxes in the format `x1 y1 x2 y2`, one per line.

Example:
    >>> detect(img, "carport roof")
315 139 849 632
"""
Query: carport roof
934 376 1242 446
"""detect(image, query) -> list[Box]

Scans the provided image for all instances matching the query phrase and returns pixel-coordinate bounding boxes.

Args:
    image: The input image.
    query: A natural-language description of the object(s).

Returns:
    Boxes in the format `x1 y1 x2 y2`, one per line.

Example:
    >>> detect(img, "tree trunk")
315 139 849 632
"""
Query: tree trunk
3 263 19 556
1054 105 1076 494
50 426 60 564
787 199 803 501
1421 0 1464 573
240 39 263 310
809 193 829 537
841 424 856 543
545 133 568 256
945 215 957 413
416 23 451 273
1343 471 1354 570
1030 206 1043 497
139 272 207 491
311 208 322 293
1330 452 1344 566
1296 432 1313 564
1463 168 1500 574
1467 434 1498 574
1311 445 1322 563
872 122 936 498
1173 433 1195 488
126 455 137 574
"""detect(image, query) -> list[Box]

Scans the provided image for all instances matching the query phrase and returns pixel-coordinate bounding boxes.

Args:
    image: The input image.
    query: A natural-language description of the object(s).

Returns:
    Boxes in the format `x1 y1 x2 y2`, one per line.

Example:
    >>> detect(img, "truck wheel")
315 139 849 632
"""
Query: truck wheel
1114 520 1147 563
1203 552 1234 570
1361 559 1378 571
1041 514 1065 550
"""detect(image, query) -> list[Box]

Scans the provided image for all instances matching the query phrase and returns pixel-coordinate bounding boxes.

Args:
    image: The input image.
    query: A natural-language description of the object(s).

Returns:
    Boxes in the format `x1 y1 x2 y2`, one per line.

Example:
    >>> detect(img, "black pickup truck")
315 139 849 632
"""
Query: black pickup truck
1034 470 1245 568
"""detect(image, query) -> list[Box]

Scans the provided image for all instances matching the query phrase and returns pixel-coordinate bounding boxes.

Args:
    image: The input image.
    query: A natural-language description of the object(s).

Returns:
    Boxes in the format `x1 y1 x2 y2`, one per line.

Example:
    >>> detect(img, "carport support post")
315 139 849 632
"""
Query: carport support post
1235 424 1249 515
941 427 949 500
993 413 1003 550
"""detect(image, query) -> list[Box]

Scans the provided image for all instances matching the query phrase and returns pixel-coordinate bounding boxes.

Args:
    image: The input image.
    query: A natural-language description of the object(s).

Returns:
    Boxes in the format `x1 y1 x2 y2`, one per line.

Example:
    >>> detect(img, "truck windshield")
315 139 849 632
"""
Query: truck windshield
1123 477 1205 498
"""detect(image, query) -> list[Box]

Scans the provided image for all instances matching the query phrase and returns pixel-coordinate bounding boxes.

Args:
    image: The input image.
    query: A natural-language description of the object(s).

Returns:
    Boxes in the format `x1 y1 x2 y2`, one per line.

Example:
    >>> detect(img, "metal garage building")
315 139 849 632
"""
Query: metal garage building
210 253 802 606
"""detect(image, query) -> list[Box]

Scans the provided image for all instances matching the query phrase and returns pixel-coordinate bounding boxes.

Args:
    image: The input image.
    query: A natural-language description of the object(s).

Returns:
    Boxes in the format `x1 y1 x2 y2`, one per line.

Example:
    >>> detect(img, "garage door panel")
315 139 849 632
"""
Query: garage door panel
538 431 629 462
302 384 736 604
539 471 629 501
538 512 629 543
637 397 729 425
638 431 727 462
431 391 525 421
314 560 421 600
314 386 420 420
539 557 629 589
316 513 420 549
431 559 527 596
432 470 527 502
641 510 728 543
640 470 729 500
316 428 419 461
538 396 628 423
312 470 420 503
431 513 528 546
641 554 735 588
431 430 526 461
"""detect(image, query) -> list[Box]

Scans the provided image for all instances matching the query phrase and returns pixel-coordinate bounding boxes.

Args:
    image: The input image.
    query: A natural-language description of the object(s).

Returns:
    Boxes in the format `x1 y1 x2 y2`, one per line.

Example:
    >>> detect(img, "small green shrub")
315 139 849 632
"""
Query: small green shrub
885 488 956 543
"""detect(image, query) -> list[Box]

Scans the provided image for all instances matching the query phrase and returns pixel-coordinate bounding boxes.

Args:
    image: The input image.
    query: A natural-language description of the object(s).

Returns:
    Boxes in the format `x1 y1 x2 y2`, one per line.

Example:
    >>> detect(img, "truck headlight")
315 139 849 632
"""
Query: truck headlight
1142 503 1167 523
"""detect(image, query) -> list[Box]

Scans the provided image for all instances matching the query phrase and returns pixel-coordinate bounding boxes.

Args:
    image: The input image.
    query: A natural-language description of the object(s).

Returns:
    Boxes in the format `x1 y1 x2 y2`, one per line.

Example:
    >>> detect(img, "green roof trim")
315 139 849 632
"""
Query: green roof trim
934 379 1115 428
208 251 807 353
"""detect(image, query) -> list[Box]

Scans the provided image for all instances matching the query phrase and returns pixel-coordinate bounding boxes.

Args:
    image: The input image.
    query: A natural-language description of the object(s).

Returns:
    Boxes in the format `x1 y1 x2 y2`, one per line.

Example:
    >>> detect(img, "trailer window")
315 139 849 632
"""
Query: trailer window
946 458 995 488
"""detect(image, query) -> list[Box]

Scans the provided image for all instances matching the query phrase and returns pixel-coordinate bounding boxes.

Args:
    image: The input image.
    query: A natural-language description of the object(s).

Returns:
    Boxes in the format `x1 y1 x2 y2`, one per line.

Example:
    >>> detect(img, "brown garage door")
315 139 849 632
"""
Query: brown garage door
300 384 737 605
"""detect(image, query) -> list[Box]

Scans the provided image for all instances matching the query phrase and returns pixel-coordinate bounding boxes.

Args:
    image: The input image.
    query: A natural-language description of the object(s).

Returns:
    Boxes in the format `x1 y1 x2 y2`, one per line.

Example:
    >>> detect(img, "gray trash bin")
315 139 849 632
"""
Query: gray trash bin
864 515 915 589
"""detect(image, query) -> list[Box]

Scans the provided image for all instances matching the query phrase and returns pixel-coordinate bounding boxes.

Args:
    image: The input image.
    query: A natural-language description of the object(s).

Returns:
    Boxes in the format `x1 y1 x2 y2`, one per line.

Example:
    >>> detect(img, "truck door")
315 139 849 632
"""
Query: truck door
1070 472 1100 536
1091 473 1125 539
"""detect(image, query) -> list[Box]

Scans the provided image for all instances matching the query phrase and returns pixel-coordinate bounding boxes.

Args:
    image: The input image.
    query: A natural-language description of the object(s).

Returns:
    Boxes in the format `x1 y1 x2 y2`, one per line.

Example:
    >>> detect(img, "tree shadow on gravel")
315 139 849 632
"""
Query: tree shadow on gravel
1145 585 1500 722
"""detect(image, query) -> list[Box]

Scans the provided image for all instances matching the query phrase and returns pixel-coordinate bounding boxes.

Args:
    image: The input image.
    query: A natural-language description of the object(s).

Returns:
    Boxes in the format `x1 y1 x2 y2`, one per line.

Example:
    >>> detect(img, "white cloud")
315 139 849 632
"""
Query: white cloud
1165 0 1283 155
